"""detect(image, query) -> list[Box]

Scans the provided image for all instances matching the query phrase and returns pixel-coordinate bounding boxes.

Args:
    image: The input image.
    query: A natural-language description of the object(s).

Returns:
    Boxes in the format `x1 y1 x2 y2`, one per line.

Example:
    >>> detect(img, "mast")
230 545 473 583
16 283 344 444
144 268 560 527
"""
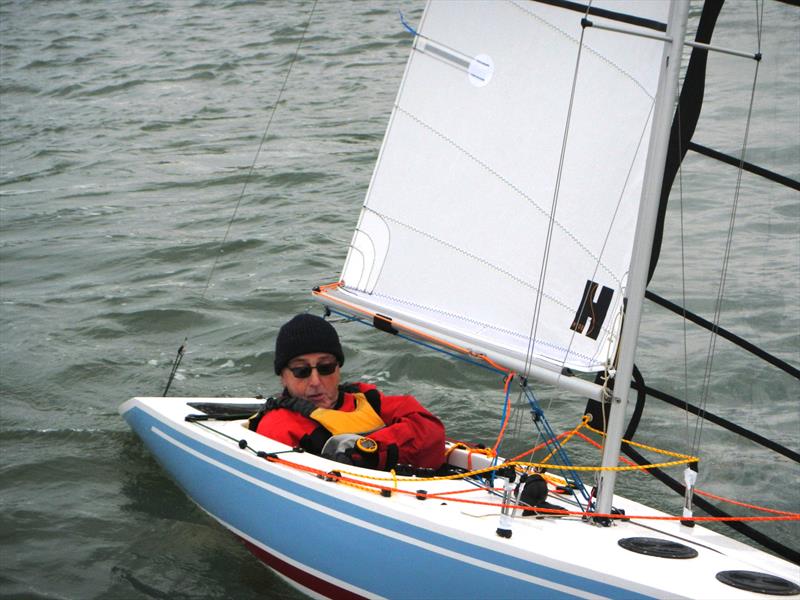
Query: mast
595 0 690 517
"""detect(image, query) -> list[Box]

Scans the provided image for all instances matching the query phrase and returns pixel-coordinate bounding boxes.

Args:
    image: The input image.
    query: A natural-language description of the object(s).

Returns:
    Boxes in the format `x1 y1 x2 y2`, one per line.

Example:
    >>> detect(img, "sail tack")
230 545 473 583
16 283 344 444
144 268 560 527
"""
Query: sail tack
322 0 672 378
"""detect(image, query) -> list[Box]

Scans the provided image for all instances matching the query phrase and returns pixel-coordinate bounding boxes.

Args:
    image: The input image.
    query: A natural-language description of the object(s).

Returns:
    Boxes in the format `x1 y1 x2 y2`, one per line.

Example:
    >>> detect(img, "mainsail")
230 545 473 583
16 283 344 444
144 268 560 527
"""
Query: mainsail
319 0 674 389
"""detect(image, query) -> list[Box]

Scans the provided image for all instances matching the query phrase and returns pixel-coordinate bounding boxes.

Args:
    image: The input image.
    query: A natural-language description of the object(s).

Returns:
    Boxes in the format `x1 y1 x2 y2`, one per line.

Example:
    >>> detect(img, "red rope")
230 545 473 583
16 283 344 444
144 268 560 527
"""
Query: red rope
695 488 799 516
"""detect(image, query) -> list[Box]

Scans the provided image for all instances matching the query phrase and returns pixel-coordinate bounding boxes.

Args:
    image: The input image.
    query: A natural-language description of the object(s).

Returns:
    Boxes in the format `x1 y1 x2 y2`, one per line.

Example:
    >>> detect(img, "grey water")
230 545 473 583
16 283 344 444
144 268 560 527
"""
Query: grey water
0 1 797 598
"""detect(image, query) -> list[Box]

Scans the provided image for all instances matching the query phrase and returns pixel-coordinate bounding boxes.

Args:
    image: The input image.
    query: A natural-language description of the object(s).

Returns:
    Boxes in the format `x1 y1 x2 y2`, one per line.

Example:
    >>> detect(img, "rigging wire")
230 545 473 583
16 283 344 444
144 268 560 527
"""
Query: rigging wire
692 0 764 454
521 0 657 392
522 1 592 380
161 1 318 396
646 290 800 379
676 95 692 447
199 2 318 302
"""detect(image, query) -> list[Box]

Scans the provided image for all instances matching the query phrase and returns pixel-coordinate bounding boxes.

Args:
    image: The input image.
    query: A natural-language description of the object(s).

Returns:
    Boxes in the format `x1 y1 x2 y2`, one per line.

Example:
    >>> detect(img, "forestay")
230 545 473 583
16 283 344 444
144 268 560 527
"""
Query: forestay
321 0 671 379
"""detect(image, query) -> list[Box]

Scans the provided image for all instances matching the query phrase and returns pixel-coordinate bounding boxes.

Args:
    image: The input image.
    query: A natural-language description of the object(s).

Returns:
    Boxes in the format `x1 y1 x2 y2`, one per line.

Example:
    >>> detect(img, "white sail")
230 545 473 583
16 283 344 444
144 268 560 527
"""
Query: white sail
321 0 671 378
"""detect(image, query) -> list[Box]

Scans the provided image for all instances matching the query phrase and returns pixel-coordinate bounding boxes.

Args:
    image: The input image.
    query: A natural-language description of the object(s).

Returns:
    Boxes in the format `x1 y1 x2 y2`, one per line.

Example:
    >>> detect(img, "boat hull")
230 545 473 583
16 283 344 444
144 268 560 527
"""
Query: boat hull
121 397 800 599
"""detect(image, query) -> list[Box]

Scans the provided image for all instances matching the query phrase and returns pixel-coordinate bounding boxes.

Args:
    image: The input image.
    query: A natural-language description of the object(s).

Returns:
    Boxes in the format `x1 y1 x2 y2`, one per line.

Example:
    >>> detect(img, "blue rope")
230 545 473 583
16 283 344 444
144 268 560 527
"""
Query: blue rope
324 307 587 503
522 384 590 506
398 11 419 37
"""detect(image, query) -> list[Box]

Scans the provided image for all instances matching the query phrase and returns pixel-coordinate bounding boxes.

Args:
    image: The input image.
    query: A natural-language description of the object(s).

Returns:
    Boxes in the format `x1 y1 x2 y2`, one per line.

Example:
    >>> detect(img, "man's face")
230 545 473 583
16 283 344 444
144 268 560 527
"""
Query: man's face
280 352 340 409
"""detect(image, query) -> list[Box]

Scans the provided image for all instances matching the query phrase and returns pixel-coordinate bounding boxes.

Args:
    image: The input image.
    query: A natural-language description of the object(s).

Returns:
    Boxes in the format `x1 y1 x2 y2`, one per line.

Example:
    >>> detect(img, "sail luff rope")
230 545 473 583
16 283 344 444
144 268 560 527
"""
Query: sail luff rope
692 1 763 455
546 1 665 480
516 1 608 474
161 1 317 396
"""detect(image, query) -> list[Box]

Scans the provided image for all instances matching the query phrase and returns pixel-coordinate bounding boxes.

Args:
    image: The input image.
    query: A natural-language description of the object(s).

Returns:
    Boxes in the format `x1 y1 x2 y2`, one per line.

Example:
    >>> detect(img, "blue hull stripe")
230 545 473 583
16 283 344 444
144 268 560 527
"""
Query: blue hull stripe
155 426 601 598
124 405 656 599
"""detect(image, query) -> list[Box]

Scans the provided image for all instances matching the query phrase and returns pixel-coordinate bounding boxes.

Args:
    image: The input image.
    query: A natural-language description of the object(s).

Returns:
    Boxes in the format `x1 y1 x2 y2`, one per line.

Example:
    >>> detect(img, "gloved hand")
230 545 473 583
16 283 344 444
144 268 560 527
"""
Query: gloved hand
266 395 316 417
321 433 379 468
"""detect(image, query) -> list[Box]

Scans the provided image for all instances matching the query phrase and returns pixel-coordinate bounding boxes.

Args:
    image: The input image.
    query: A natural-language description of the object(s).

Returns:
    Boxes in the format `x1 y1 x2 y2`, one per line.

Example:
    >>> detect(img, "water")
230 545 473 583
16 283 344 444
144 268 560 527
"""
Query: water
1 1 797 598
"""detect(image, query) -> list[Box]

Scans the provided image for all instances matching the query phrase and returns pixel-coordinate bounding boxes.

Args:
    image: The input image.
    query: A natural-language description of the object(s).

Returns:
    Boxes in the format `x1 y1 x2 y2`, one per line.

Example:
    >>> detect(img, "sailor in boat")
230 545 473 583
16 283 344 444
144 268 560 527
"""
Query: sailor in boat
250 314 446 471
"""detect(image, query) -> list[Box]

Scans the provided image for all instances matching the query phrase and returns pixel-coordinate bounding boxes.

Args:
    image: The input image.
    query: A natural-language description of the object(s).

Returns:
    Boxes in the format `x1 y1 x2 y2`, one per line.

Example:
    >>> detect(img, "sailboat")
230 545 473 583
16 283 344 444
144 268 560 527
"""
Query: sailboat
120 0 800 598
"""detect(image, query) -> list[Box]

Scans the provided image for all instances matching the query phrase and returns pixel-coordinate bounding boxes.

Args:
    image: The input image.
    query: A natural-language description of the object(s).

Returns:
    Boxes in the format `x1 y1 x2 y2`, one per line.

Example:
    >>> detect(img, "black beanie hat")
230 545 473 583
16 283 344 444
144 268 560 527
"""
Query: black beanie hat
273 314 344 375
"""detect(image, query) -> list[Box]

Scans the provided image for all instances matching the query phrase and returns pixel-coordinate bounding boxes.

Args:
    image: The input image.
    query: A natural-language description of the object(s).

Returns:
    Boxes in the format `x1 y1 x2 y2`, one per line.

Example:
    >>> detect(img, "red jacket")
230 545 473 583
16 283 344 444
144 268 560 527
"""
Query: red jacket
256 382 445 470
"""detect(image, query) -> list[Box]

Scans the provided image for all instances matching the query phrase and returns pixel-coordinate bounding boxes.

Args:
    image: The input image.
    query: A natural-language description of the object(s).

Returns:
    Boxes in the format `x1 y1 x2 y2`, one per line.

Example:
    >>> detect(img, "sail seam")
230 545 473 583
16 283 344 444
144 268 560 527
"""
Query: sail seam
362 207 559 299
559 100 657 374
341 285 601 366
510 0 656 99
392 106 621 286
361 206 616 356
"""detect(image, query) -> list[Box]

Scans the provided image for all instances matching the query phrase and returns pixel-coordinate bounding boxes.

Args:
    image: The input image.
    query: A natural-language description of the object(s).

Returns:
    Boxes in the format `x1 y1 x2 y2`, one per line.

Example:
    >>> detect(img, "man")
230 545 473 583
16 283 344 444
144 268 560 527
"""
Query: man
253 313 445 471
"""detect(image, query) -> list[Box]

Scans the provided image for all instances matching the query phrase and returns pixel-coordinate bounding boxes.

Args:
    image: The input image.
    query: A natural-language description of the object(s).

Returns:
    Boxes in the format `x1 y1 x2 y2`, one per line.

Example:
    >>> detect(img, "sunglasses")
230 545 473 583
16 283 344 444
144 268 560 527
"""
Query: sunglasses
286 362 338 379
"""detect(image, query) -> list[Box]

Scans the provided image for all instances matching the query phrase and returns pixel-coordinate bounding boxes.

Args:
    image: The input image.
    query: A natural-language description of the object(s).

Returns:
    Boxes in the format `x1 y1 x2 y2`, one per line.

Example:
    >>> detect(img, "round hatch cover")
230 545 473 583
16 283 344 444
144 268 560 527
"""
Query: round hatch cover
716 570 800 596
618 537 698 559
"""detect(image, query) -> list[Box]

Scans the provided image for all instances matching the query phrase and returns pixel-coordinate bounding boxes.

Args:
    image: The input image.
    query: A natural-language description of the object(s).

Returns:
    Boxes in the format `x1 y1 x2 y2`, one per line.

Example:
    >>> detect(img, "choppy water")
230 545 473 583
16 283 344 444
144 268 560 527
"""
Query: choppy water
1 1 798 598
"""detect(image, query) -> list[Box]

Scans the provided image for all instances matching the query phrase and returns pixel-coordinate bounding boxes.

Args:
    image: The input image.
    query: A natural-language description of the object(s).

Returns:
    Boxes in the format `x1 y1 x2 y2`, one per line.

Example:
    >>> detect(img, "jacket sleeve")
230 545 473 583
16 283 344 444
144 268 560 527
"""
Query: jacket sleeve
364 385 446 470
255 408 315 448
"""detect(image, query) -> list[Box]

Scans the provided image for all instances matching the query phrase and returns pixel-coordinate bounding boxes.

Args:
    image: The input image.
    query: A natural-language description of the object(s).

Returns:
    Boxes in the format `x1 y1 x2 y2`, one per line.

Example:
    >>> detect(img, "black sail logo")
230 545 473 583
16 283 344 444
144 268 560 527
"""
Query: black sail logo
570 280 614 340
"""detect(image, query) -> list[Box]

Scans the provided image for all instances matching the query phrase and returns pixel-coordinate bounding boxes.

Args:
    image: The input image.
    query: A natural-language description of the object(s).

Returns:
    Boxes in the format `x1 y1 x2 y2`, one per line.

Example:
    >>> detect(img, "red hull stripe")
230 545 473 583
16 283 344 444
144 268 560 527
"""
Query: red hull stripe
241 538 369 600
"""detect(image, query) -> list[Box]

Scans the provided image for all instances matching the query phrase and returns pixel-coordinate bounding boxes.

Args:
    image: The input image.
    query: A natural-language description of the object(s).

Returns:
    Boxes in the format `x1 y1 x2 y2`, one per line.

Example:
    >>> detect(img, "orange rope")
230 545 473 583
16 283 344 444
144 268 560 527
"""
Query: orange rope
491 374 515 452
507 431 569 462
261 297 799 524
444 442 468 459
695 489 799 516
314 282 513 375
444 440 496 470
263 453 800 523
468 447 496 470
539 415 590 464
575 430 603 450
573 427 795 513
574 430 640 468
504 431 573 462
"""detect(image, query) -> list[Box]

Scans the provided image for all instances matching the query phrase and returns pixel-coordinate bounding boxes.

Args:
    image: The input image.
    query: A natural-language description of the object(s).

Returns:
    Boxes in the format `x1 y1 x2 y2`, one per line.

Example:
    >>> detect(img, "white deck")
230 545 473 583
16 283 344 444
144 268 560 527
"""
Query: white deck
121 396 800 599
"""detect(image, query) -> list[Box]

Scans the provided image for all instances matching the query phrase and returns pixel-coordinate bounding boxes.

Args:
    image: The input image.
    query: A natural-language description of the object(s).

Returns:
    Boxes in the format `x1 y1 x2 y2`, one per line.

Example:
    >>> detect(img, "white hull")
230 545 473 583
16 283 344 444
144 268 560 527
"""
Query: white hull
121 396 800 599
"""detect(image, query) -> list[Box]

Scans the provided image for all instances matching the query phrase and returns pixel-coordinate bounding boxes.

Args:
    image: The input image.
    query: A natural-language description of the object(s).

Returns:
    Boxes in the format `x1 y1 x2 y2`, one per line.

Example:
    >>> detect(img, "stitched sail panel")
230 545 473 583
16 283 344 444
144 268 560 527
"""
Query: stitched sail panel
334 0 670 374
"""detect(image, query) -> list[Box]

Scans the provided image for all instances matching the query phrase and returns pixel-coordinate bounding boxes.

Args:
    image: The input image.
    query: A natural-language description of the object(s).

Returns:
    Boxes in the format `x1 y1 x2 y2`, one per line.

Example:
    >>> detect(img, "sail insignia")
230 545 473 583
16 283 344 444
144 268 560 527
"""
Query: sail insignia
323 0 674 382
570 280 614 340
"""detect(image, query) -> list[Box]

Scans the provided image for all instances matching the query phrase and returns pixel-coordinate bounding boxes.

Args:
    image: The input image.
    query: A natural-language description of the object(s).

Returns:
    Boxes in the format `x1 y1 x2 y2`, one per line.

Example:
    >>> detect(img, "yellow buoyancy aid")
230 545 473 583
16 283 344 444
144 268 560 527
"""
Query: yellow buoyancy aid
308 392 385 436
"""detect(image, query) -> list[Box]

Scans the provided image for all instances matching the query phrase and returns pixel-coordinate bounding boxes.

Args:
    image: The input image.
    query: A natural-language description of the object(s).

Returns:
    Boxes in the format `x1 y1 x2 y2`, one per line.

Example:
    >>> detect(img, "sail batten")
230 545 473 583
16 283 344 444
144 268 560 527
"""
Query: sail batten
325 0 673 384
532 0 668 32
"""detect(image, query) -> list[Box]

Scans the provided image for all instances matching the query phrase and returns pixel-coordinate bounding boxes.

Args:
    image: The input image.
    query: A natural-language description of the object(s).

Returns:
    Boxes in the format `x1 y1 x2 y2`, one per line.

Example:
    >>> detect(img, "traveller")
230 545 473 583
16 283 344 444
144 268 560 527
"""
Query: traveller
253 313 445 471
